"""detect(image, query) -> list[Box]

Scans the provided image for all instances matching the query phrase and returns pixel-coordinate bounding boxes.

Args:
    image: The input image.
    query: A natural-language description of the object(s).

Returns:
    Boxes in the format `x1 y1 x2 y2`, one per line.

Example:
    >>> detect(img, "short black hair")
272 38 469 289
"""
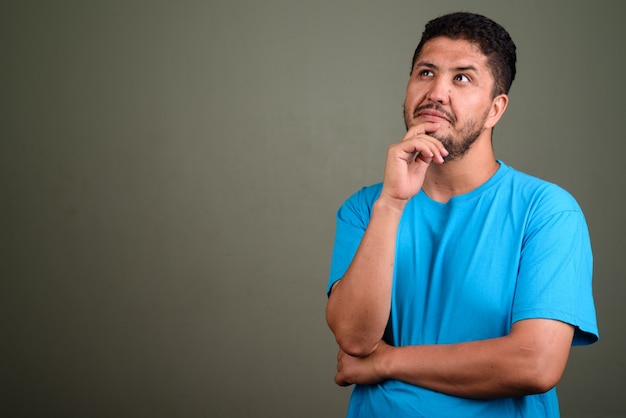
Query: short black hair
411 12 517 96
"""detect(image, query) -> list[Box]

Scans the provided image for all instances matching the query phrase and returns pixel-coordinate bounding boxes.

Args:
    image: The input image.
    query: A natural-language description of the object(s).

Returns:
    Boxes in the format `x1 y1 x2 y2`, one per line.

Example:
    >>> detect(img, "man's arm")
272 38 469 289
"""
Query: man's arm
326 122 447 358
335 318 574 399
325 198 403 357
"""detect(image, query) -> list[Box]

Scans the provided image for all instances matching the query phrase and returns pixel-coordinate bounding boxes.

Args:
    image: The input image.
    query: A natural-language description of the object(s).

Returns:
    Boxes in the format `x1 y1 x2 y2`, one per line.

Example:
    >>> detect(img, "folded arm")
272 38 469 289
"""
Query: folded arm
335 318 574 399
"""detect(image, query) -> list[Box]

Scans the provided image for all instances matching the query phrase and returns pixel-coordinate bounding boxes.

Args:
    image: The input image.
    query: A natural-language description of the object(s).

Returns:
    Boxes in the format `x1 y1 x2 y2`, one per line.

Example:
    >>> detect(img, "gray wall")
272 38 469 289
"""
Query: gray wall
2 1 624 417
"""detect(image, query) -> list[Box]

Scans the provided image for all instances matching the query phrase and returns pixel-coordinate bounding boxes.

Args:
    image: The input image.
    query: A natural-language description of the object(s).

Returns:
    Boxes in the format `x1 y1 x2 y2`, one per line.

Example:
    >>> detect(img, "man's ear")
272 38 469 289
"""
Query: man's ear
485 94 509 129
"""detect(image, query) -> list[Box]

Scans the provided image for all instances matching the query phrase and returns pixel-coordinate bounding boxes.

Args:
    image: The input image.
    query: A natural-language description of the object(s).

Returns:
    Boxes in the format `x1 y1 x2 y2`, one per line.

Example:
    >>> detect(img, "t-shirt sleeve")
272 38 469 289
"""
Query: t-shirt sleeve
512 186 598 345
327 185 381 295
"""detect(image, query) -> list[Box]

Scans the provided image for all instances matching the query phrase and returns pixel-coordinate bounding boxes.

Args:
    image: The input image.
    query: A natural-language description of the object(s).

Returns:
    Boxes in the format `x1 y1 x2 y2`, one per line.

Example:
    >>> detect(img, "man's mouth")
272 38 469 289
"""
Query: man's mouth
415 105 455 124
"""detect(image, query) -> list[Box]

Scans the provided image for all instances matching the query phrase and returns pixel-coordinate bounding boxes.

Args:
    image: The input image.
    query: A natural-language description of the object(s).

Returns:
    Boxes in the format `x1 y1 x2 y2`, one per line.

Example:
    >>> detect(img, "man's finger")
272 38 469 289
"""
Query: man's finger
409 122 440 137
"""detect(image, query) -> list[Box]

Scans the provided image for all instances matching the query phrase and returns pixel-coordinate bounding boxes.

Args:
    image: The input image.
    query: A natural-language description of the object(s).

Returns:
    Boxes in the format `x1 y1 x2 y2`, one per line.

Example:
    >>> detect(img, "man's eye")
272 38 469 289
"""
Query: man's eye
419 70 434 77
455 74 470 82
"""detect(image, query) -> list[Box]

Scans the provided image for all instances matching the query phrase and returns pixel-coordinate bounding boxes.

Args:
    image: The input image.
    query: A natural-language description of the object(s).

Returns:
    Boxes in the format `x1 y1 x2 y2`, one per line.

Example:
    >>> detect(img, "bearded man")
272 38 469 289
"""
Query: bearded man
326 12 598 417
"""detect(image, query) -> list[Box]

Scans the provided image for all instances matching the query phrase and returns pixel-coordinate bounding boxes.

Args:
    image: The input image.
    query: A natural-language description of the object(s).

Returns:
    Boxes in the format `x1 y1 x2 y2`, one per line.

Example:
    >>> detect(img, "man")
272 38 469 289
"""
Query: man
326 12 598 417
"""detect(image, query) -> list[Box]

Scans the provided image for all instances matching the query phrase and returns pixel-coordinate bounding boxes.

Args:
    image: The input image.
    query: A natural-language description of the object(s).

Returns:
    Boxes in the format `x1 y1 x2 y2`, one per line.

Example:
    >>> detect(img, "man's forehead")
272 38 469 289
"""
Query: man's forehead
416 37 487 66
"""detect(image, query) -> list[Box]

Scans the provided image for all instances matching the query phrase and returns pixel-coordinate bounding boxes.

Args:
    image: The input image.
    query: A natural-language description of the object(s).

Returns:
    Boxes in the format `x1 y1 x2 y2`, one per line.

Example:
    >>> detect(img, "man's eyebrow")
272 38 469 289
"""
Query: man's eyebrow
414 61 480 73
414 61 437 69
455 65 479 73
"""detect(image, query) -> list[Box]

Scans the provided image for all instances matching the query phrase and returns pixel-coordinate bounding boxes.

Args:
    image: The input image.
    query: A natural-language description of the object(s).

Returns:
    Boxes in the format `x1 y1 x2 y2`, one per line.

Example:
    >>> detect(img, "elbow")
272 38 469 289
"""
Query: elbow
518 357 566 395
522 375 560 396
530 367 563 394
327 315 379 357
505 319 574 396
336 335 379 358
326 302 379 358
327 319 379 357
325 286 384 358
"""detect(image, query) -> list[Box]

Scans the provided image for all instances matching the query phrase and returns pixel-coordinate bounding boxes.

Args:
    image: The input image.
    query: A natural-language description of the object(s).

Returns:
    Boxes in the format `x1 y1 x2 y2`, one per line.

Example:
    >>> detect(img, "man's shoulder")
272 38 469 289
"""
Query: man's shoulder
334 183 384 225
343 182 384 207
500 162 582 213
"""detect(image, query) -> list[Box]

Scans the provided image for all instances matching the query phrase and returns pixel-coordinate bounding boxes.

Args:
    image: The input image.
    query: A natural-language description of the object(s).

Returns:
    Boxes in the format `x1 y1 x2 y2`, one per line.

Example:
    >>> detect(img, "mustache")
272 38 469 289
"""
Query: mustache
414 103 456 125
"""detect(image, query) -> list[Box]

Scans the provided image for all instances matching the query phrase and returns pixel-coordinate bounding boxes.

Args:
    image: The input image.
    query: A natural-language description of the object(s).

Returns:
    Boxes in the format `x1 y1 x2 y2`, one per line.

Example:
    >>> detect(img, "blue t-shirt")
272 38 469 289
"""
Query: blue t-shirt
328 161 598 417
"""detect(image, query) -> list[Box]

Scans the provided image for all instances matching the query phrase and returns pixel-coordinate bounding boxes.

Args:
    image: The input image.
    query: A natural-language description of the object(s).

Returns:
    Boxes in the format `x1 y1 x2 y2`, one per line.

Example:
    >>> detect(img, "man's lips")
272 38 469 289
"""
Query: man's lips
414 105 455 124
416 109 452 123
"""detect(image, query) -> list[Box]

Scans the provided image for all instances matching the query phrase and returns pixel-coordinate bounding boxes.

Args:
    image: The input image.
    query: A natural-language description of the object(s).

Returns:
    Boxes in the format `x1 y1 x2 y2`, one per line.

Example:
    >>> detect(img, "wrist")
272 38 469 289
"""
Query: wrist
375 193 408 214
373 342 396 381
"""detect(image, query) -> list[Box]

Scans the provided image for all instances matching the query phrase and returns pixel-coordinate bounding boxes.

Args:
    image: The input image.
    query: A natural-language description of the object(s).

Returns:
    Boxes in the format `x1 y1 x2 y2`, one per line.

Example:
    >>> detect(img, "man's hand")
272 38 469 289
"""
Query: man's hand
335 341 391 387
380 122 448 209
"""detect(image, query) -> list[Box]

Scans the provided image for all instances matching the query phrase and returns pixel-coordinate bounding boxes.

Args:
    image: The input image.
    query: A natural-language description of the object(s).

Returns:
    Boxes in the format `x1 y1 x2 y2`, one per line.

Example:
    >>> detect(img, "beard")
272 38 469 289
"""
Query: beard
435 127 482 161
404 103 489 161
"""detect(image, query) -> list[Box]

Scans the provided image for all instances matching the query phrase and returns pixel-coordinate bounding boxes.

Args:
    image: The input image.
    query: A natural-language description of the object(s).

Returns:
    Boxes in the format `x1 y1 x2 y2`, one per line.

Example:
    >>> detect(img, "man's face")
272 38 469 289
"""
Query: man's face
403 37 499 160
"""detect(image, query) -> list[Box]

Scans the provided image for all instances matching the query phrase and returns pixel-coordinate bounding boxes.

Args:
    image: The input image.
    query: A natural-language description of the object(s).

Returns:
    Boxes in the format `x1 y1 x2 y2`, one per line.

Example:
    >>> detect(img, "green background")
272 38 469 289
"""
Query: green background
2 1 624 416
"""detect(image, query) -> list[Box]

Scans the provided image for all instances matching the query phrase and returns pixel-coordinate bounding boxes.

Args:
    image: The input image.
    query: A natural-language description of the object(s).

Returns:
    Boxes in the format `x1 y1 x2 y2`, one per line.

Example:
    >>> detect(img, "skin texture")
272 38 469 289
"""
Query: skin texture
326 37 575 399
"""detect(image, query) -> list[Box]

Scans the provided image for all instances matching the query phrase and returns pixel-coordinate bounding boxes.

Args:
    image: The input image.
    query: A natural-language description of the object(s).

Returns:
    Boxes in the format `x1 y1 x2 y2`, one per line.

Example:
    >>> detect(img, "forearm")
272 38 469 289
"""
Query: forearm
326 197 405 357
379 320 574 399
385 339 537 398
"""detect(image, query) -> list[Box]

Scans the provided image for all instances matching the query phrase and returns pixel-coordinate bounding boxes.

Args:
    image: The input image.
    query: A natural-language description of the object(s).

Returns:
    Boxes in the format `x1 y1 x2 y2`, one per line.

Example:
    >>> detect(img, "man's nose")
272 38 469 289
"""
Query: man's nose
427 78 449 104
